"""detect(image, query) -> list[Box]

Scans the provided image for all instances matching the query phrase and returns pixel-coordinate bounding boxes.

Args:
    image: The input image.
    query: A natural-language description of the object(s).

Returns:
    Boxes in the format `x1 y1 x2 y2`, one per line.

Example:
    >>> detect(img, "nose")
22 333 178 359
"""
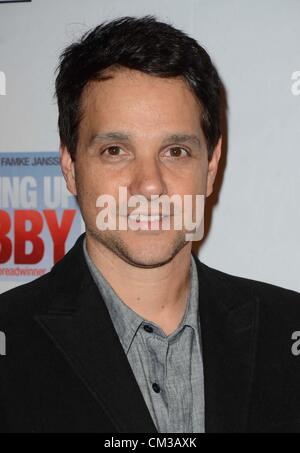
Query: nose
128 156 167 201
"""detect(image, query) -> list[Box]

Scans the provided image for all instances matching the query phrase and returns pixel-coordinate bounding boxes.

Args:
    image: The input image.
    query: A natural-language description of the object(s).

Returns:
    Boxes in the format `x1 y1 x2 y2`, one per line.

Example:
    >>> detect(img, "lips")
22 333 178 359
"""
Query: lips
128 213 169 222
128 214 162 222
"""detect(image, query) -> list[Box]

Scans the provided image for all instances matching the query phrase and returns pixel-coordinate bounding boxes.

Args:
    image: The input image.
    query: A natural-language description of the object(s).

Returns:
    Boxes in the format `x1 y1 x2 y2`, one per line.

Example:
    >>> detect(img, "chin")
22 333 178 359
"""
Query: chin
121 249 176 268
114 235 189 268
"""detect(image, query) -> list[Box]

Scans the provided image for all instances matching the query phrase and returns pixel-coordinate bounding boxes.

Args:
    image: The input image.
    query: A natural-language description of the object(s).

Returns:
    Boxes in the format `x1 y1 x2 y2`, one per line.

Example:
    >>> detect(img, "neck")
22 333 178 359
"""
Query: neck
85 234 193 335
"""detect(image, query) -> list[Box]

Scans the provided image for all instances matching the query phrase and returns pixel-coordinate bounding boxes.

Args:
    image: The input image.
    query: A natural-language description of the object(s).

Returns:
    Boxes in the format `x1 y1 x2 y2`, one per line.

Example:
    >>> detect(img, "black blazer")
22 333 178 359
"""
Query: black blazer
0 233 300 433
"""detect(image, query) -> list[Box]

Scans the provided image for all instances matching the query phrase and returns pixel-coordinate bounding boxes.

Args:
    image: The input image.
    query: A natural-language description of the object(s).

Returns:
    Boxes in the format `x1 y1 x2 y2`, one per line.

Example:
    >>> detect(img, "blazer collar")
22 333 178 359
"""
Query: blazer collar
36 234 259 433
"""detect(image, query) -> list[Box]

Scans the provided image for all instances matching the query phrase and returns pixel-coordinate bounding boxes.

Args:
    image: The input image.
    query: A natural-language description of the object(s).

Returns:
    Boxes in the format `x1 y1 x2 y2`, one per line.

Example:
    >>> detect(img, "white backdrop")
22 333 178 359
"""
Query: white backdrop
0 0 299 294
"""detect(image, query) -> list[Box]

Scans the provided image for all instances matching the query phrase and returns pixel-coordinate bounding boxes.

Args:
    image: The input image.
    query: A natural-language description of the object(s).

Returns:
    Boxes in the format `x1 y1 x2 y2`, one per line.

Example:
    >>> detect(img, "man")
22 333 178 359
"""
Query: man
0 15 300 434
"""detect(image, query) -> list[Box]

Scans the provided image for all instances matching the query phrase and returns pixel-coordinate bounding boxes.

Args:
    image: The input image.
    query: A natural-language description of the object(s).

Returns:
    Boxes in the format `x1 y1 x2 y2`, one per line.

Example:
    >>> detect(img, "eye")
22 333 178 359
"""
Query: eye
164 147 190 158
101 146 127 157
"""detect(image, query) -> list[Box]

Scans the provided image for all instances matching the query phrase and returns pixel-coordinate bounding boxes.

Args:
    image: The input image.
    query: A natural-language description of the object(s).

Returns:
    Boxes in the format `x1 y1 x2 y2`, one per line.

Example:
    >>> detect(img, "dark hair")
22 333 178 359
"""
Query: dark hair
55 15 222 161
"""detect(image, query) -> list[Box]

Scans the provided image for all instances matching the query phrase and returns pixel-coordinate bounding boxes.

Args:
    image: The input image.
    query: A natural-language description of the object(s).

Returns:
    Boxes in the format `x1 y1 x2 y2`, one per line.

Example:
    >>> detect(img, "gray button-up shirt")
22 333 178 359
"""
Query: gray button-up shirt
83 239 205 433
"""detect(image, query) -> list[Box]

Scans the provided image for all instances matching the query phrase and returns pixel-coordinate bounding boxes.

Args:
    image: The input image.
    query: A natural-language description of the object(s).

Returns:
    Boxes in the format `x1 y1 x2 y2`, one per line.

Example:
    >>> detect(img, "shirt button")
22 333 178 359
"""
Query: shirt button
144 324 154 333
152 383 161 394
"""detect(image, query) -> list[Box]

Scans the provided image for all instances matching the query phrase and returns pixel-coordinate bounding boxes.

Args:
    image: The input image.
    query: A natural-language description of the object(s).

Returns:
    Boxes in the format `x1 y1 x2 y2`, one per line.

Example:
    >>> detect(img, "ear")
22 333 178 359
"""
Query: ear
60 145 77 196
206 136 222 198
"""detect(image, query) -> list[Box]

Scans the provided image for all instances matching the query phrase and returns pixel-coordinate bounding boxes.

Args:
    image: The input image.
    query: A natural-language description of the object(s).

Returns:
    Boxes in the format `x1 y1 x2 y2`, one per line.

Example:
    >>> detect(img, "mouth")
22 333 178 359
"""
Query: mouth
127 213 171 230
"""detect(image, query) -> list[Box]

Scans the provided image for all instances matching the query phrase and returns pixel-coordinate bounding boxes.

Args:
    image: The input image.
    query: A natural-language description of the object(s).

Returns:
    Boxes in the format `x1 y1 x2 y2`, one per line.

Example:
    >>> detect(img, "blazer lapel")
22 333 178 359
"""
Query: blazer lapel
193 253 260 433
35 234 157 433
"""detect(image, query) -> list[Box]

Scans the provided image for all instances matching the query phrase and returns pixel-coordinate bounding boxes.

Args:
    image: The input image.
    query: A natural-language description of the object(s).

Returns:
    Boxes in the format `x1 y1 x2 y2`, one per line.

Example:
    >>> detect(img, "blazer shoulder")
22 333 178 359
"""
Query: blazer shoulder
0 271 53 324
0 234 86 326
198 259 300 308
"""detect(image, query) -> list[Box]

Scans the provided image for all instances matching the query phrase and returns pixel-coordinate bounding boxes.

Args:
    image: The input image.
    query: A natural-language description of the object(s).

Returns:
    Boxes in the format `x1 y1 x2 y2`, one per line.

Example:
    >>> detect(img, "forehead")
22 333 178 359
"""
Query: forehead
80 68 203 133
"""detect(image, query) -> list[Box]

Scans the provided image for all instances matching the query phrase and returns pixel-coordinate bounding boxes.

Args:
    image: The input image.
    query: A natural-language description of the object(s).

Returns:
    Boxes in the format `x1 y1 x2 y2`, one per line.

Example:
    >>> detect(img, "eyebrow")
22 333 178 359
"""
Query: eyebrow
88 131 201 147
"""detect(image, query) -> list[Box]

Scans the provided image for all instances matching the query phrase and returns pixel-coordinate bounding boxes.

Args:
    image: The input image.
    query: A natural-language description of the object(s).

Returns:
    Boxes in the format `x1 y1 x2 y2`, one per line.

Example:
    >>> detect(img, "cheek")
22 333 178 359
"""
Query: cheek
193 162 208 193
77 171 119 206
75 160 103 193
172 167 207 195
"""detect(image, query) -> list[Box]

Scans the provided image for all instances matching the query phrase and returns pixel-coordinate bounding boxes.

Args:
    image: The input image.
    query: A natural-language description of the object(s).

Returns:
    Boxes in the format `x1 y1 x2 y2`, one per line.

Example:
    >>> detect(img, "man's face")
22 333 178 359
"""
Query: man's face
61 67 220 268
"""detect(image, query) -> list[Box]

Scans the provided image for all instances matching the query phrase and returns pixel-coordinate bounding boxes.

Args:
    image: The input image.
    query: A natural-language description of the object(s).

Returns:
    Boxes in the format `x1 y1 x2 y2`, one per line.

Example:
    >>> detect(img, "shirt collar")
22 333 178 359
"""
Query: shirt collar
83 238 199 354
